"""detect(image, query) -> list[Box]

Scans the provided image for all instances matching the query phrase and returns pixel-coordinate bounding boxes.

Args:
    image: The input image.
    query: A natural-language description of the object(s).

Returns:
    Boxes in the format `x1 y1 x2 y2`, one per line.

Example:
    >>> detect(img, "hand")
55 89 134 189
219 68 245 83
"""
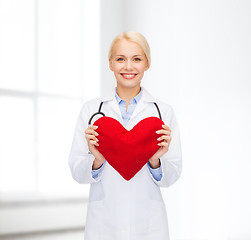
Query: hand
85 125 105 169
149 124 172 168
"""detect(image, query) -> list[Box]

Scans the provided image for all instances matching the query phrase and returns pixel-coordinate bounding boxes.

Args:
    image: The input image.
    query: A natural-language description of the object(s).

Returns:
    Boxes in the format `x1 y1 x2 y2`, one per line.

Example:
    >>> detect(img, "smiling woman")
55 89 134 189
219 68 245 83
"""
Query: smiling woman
108 32 150 108
68 31 182 240
109 39 149 100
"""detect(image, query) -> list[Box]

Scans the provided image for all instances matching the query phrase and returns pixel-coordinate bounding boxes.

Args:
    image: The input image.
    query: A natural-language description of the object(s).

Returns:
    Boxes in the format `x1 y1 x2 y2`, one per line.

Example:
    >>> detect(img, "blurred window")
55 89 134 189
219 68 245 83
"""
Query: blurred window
0 0 100 200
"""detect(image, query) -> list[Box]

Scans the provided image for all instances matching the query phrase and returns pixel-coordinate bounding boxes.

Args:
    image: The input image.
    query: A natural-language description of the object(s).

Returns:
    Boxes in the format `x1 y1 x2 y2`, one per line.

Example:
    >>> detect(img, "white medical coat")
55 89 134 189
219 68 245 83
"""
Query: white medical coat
68 86 182 240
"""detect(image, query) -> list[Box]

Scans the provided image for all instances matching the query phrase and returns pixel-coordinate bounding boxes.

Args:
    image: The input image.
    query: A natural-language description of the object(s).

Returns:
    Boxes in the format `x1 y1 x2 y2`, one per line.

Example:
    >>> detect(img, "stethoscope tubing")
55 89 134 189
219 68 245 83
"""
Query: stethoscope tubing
88 102 162 126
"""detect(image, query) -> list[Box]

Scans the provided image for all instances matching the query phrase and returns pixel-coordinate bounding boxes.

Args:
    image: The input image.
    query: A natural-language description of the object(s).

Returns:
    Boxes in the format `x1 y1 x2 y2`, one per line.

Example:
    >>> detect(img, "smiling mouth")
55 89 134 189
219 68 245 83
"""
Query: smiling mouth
120 73 138 79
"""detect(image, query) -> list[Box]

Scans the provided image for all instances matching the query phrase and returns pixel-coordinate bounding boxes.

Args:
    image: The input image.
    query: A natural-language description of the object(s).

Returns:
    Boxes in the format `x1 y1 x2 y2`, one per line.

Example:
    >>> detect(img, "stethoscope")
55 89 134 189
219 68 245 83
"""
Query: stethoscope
88 101 162 126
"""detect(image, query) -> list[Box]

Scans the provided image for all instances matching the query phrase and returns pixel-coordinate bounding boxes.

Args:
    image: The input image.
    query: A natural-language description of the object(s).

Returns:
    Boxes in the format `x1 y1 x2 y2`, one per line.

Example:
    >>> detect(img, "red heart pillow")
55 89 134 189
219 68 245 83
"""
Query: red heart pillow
93 116 164 181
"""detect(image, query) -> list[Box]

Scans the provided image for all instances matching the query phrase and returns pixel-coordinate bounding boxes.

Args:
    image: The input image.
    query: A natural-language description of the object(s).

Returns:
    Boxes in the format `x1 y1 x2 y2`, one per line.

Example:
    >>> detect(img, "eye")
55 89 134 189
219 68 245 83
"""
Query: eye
117 57 124 62
134 57 141 62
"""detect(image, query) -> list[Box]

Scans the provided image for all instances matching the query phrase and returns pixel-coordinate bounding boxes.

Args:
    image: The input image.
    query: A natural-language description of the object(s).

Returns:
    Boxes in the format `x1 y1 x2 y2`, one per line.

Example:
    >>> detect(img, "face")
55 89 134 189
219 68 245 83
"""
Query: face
109 39 149 90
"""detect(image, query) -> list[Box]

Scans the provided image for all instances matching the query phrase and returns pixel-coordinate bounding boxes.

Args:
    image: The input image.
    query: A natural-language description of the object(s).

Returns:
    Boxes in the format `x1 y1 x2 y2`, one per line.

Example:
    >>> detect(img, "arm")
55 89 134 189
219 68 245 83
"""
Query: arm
68 103 105 184
147 107 182 187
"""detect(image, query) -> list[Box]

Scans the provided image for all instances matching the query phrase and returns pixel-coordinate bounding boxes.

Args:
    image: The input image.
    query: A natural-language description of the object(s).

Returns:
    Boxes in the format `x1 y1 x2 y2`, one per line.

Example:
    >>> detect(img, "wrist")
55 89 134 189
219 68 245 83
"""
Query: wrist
92 158 105 170
148 158 161 169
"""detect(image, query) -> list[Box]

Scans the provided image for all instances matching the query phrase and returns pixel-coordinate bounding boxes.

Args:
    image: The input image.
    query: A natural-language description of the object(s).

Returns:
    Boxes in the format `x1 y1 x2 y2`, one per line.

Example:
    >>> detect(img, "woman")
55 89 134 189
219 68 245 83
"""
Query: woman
68 31 182 240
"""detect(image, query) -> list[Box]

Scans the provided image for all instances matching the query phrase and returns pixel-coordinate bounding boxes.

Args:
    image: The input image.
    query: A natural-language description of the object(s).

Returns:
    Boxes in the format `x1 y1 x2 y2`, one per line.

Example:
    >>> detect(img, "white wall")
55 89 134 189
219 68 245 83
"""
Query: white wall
100 1 251 239
174 1 251 239
99 0 124 94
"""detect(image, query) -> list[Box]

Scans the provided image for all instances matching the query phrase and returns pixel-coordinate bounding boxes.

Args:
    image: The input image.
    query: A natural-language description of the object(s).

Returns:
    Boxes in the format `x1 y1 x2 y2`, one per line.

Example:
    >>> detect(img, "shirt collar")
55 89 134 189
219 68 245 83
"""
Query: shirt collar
115 87 143 104
100 86 157 103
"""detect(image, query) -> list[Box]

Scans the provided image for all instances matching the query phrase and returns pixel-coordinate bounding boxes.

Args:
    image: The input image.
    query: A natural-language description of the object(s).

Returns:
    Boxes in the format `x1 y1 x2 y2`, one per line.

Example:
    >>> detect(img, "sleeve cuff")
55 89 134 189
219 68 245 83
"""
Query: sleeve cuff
147 161 163 181
92 162 105 179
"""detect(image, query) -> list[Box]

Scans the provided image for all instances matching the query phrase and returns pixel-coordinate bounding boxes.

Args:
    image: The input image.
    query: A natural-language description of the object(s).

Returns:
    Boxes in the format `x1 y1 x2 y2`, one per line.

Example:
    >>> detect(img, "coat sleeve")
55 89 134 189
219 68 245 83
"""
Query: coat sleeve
68 102 105 184
148 106 182 187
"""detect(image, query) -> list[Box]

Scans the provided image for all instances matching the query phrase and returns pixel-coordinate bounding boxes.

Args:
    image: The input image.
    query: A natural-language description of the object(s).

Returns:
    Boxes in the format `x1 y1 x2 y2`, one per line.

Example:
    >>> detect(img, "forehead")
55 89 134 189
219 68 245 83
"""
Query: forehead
113 39 145 56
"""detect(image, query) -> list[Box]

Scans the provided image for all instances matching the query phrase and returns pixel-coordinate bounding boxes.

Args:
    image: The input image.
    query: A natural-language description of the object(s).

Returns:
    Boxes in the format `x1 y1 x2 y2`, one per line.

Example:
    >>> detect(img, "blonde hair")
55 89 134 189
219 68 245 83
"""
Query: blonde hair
108 31 151 67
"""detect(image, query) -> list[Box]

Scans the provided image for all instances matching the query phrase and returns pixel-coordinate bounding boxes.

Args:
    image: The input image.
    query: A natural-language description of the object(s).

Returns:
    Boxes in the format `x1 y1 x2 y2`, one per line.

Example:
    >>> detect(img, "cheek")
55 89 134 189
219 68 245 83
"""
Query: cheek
138 65 147 73
114 67 121 74
111 63 121 72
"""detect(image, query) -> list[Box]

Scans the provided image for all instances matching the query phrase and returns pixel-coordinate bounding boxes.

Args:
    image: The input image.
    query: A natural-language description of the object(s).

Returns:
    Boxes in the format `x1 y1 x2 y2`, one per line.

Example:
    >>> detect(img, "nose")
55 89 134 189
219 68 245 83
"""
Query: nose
125 60 133 71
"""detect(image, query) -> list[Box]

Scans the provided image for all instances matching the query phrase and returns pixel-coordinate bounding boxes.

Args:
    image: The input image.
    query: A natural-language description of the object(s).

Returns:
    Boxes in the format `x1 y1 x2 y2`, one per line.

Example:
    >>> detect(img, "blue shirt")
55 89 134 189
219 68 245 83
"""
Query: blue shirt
92 87 163 181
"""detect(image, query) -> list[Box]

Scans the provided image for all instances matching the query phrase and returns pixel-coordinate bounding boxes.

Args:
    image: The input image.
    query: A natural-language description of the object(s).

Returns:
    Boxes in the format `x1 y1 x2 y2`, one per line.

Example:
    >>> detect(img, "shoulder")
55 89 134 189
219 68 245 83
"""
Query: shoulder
154 99 174 115
154 99 176 125
142 86 177 124
79 87 115 113
75 98 103 126
143 87 175 117
79 97 103 114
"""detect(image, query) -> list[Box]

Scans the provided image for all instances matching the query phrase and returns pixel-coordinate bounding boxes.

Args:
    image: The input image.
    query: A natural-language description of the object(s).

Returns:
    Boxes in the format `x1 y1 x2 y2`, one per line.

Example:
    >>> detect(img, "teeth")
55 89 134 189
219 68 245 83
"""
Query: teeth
122 74 136 78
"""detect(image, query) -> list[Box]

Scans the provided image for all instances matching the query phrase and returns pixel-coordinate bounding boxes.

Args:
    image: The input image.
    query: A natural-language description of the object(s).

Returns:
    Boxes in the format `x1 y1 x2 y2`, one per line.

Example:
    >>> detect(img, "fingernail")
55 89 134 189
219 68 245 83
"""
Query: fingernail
96 143 99 146
96 138 99 142
94 126 98 129
95 132 99 136
157 137 161 141
156 130 159 134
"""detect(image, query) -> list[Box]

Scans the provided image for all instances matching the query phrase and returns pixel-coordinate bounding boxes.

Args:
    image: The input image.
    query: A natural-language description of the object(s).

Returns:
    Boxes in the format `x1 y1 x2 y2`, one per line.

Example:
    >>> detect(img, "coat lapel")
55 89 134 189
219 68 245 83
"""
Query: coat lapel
100 87 123 122
128 86 157 124
100 86 157 125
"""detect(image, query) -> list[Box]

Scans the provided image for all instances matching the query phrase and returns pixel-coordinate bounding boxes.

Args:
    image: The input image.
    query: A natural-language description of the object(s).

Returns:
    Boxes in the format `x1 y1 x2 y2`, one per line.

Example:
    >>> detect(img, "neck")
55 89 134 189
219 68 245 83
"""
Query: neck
116 85 141 103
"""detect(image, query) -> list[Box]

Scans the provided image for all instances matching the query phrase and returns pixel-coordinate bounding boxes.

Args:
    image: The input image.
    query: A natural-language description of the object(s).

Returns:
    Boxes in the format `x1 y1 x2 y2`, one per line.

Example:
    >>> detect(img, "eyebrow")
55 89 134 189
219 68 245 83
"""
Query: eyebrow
115 55 143 57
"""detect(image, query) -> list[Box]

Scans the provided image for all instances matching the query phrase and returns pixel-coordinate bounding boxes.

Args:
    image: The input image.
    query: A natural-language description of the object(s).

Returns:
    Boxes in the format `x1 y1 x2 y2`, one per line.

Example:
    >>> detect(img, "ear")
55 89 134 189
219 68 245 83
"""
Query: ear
145 62 150 71
109 58 113 72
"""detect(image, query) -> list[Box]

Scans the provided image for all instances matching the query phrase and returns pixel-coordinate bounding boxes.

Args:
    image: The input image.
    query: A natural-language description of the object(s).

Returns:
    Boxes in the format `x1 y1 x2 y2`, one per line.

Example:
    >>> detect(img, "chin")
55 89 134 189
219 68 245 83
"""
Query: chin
118 82 141 89
117 79 141 88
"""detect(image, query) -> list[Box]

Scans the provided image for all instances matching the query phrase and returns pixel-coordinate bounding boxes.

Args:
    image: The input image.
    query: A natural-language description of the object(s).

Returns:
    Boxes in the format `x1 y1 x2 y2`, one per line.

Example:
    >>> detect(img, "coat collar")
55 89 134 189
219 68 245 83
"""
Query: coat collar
100 86 157 103
99 86 158 126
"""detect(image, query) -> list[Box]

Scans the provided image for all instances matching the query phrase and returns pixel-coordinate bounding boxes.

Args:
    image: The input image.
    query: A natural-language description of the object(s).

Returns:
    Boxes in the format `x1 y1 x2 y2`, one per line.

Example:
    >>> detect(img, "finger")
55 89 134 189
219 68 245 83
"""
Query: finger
85 134 94 140
85 128 99 136
90 125 98 130
86 134 99 142
161 124 171 131
85 128 93 134
157 135 171 142
85 125 98 133
90 140 99 146
157 141 169 147
85 128 95 134
156 129 171 135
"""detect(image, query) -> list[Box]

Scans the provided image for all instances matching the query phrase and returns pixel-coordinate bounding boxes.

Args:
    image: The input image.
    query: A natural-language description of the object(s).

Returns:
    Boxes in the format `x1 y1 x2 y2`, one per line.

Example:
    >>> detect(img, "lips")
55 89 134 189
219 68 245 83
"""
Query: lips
120 73 137 79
